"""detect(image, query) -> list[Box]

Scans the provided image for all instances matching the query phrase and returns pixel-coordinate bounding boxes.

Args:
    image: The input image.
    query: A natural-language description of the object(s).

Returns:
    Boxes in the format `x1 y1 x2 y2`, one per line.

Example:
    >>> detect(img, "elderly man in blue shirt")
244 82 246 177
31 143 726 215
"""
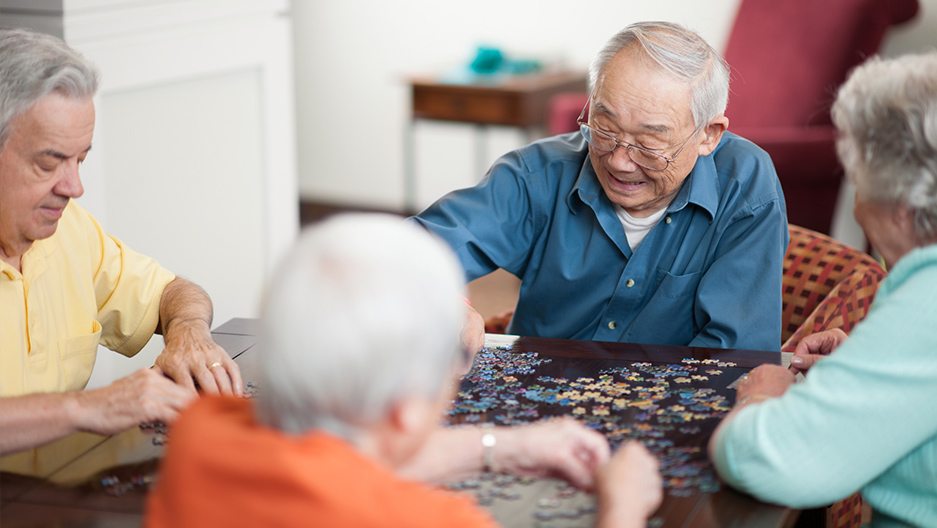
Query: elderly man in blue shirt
410 21 788 352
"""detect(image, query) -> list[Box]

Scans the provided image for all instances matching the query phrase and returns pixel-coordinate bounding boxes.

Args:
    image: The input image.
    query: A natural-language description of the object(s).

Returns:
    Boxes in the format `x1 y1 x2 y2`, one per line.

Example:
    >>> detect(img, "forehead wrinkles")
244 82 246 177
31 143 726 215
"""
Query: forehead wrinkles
21 96 95 158
594 49 693 134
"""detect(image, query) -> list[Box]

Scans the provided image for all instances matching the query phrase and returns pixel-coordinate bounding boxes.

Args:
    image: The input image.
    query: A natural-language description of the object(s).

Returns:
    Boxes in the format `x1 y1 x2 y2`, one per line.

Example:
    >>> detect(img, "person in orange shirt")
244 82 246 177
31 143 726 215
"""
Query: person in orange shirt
146 214 662 528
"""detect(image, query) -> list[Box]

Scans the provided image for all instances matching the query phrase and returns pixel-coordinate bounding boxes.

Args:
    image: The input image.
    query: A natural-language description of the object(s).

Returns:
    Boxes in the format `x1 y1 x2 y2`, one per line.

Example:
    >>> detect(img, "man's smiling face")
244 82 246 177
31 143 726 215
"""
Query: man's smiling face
587 45 702 218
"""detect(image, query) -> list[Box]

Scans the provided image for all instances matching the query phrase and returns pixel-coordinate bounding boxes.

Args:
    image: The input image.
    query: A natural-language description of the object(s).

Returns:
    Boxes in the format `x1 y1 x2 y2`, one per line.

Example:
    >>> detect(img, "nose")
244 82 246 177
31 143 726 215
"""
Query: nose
54 159 85 199
605 144 640 172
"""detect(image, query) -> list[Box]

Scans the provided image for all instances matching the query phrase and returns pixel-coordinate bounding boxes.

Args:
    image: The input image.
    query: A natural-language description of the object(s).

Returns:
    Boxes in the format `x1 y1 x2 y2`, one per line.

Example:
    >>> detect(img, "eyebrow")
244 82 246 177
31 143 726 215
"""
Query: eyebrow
593 100 672 134
36 144 93 159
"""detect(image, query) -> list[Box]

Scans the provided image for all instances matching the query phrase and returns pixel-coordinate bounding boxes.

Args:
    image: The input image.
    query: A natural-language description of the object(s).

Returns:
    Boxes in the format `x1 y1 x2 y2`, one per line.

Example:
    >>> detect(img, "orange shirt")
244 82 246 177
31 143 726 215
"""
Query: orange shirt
145 397 499 528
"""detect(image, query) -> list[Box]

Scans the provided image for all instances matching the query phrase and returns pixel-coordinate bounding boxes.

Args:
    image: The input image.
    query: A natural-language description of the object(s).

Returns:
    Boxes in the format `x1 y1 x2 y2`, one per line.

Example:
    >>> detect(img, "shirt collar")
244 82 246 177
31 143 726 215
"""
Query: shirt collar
568 146 721 220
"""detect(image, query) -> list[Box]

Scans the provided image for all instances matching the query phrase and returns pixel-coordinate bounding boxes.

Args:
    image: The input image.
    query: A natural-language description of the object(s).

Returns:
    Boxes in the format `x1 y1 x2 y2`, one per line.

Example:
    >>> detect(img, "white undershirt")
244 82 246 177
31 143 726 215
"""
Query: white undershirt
615 206 667 252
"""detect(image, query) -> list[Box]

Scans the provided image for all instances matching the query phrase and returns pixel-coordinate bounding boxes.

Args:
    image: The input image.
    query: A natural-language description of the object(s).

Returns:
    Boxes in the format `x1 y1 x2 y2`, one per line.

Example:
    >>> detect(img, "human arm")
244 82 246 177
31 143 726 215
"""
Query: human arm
154 277 242 396
789 329 848 375
459 303 486 372
0 368 195 456
708 265 937 507
408 148 546 283
399 417 610 489
594 441 663 528
707 363 796 464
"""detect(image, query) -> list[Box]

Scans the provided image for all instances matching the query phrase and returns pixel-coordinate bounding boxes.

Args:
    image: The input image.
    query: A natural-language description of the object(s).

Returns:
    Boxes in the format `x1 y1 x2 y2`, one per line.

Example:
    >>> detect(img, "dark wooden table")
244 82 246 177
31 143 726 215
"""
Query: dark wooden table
403 69 587 213
0 319 797 527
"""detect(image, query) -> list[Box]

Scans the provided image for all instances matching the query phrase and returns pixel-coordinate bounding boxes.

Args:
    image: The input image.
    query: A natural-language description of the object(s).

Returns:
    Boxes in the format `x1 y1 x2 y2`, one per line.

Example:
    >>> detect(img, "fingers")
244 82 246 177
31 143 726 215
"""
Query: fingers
156 355 198 393
535 417 612 490
225 359 244 396
156 343 241 397
793 329 848 357
194 362 222 395
78 368 197 436
737 364 795 400
206 357 244 396
789 353 823 375
193 354 240 396
598 441 663 520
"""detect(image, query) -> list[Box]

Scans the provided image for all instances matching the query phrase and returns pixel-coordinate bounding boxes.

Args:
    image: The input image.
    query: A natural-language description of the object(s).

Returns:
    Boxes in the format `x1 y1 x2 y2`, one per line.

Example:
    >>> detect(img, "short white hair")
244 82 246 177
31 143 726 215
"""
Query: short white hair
832 51 937 243
590 21 729 128
254 214 466 440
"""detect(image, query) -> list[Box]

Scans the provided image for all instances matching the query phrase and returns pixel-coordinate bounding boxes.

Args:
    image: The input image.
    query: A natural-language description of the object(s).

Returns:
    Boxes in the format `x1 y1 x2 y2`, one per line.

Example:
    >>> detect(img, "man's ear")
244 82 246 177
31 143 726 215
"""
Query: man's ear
697 115 729 156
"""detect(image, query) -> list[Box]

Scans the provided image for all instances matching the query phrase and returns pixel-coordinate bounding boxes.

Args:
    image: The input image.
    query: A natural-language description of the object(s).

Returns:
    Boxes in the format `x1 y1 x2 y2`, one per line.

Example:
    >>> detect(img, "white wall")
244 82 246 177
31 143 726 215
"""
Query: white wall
293 0 937 234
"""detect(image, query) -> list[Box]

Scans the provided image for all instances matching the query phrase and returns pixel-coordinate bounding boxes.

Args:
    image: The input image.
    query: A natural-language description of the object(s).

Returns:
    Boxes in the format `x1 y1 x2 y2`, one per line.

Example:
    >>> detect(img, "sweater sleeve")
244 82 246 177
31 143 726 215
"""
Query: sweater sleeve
711 254 937 507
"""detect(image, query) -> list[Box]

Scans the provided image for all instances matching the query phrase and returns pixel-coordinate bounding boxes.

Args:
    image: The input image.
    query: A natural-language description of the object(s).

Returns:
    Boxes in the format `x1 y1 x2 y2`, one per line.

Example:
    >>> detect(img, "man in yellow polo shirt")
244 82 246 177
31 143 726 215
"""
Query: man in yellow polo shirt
0 28 243 455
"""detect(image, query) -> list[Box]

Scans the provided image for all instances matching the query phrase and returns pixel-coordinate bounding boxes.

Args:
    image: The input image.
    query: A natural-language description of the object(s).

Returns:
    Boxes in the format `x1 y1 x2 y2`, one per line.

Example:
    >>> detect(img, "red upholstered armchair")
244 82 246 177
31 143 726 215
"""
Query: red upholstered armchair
724 0 919 235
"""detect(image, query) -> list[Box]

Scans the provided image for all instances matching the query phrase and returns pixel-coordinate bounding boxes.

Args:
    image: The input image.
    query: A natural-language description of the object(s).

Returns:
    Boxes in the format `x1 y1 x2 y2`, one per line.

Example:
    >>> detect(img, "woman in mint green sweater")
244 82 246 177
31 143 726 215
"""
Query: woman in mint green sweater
709 51 937 528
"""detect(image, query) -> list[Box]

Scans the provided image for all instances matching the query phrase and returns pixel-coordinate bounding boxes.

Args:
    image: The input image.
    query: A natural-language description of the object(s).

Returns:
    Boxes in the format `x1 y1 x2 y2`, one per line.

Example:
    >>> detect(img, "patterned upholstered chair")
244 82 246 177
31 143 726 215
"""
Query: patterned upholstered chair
781 224 886 528
781 224 886 352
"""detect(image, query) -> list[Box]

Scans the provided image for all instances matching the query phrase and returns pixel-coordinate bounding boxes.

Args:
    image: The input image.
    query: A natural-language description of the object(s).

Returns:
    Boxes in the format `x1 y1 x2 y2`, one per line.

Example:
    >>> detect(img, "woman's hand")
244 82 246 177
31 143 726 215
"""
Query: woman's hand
595 441 663 528
495 417 611 490
790 328 848 376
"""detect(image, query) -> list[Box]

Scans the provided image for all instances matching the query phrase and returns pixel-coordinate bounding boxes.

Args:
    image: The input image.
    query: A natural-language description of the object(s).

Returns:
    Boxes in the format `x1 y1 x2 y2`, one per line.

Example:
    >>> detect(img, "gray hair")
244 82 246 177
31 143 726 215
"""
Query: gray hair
254 214 466 441
589 21 729 128
832 52 937 243
0 28 99 150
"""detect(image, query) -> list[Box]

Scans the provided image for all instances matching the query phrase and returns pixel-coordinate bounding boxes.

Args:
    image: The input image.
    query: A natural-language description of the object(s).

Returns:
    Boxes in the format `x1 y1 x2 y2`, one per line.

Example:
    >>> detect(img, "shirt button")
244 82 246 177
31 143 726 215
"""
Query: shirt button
608 321 616 330
626 279 635 287
665 216 672 224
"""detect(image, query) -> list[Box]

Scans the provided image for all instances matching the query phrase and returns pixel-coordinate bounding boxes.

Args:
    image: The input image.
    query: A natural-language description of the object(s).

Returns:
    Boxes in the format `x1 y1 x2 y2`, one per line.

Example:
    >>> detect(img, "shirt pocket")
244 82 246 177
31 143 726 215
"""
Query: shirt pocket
653 268 703 299
629 269 704 346
58 320 101 391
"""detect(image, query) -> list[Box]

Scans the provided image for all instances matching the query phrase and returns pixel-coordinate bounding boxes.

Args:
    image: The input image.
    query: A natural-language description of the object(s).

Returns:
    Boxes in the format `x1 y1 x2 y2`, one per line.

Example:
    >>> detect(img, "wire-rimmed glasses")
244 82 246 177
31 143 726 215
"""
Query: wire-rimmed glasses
577 99 701 172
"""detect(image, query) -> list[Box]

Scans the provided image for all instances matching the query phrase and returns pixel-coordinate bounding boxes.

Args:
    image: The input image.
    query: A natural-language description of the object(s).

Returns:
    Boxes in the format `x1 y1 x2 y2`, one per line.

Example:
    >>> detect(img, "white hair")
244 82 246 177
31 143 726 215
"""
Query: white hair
0 28 99 150
589 21 729 128
832 51 937 243
254 214 467 440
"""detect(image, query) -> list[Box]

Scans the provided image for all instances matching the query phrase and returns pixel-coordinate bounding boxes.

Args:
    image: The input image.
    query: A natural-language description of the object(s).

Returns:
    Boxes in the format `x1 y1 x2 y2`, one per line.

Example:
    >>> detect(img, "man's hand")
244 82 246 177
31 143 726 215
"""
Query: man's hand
156 277 242 396
790 328 848 376
155 319 242 396
72 368 197 435
494 417 612 490
595 441 663 528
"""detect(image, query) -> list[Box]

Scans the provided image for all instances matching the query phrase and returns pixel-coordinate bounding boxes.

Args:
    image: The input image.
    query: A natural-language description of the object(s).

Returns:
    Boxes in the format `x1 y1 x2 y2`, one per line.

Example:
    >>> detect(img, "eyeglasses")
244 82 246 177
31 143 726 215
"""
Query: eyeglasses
577 99 701 172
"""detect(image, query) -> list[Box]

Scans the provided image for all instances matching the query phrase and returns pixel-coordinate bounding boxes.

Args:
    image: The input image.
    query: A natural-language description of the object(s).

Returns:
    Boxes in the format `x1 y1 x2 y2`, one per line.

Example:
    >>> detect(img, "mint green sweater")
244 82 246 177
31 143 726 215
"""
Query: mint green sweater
712 245 937 528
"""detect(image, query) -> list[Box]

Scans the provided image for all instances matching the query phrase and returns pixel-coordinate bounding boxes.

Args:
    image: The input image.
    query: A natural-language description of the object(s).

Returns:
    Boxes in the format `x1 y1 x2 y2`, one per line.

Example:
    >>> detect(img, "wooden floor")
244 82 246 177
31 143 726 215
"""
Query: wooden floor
300 201 519 320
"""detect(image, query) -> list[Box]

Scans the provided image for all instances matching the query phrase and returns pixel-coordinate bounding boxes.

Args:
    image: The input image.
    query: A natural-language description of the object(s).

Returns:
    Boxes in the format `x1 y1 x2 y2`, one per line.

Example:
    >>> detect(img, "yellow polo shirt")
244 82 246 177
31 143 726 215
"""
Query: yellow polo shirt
0 201 175 397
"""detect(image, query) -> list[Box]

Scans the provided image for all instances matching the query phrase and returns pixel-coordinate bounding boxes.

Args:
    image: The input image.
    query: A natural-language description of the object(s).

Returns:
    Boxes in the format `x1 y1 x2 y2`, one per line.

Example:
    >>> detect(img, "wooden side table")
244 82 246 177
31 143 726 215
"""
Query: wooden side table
404 70 588 213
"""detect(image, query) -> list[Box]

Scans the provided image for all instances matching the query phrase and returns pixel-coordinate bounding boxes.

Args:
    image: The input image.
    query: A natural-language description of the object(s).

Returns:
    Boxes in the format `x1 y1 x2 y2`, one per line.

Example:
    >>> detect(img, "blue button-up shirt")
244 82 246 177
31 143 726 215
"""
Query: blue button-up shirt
410 132 788 351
